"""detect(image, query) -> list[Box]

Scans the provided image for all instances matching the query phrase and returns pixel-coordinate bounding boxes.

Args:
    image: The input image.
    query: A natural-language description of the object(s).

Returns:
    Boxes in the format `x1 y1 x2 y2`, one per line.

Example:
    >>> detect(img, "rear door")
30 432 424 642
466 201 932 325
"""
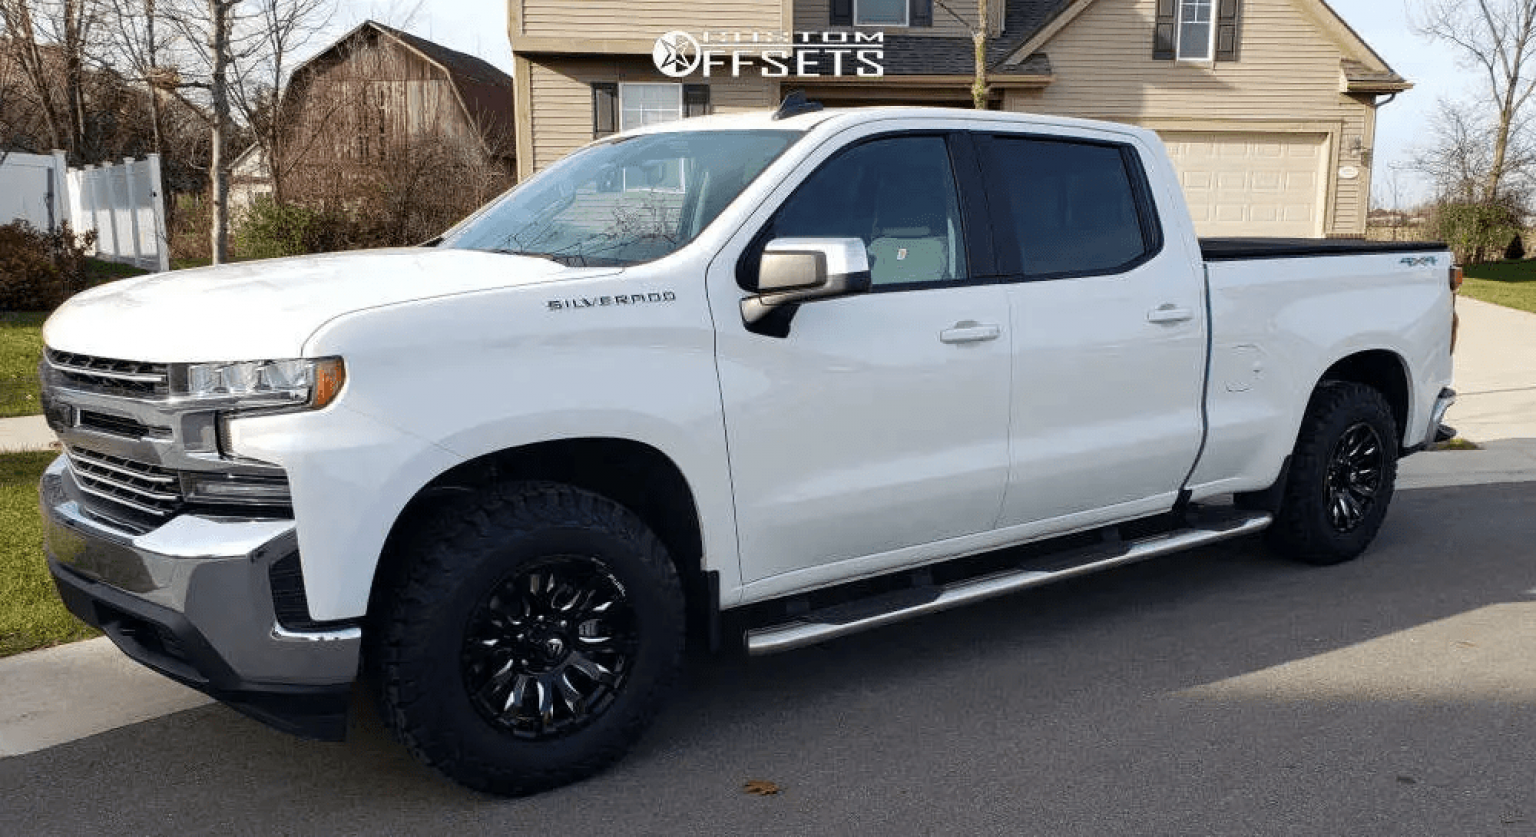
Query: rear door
971 131 1208 532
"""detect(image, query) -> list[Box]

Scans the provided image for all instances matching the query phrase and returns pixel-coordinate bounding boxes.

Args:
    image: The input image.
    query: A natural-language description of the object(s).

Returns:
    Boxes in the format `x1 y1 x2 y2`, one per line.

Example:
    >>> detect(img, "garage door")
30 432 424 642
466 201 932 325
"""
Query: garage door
1158 131 1328 237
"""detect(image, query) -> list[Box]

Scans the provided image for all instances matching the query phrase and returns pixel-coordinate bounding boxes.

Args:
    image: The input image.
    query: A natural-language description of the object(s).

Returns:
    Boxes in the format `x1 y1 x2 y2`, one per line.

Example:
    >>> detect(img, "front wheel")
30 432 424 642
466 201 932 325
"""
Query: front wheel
1268 382 1399 565
374 482 686 796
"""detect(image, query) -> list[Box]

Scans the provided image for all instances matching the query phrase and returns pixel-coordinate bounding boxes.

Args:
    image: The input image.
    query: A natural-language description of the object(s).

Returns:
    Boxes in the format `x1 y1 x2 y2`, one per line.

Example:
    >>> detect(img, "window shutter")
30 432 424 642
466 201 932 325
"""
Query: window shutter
831 0 852 26
1215 0 1241 61
910 0 932 27
683 84 711 118
1152 0 1176 60
592 82 618 138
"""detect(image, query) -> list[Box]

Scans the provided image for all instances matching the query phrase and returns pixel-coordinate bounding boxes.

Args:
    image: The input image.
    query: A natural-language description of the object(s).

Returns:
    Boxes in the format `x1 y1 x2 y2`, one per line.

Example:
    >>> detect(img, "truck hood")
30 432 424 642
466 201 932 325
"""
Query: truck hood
44 248 619 362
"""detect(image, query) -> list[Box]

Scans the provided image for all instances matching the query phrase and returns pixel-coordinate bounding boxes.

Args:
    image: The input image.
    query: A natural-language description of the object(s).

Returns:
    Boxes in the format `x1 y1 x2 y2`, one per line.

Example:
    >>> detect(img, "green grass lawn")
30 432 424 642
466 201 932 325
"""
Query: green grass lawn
0 311 47 418
1 260 153 418
0 451 98 657
84 258 152 284
1462 260 1536 315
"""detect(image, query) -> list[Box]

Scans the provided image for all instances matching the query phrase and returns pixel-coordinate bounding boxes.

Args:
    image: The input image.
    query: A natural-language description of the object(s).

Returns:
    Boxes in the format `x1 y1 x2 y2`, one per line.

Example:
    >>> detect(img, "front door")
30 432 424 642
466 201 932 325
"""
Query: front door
711 134 1013 590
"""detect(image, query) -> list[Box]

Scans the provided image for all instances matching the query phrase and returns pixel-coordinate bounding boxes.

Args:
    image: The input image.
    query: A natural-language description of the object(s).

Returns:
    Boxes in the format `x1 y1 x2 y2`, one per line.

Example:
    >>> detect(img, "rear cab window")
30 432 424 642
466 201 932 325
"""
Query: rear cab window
973 134 1163 280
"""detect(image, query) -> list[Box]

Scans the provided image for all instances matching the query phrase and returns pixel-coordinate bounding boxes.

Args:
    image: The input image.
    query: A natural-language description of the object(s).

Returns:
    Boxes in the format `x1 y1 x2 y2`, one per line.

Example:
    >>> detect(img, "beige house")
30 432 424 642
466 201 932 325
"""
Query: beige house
508 0 1408 238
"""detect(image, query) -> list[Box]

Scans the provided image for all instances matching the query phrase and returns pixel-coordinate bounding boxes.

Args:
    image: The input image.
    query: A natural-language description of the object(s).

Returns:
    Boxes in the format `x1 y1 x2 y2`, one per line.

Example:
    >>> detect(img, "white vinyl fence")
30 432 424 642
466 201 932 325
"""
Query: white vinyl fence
0 151 170 273
0 151 69 232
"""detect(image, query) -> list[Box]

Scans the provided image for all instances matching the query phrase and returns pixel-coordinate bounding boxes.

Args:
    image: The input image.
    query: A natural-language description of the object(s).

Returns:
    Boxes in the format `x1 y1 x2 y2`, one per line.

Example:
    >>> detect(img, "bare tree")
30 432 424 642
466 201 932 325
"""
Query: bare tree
1 0 67 150
101 0 176 156
1415 0 1536 203
226 0 329 205
1413 98 1497 202
150 0 332 263
0 0 110 157
932 0 991 108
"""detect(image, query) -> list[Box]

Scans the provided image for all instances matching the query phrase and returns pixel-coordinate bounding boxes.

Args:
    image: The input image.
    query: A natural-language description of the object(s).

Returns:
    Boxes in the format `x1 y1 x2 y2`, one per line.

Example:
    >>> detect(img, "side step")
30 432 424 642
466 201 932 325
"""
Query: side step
745 508 1273 655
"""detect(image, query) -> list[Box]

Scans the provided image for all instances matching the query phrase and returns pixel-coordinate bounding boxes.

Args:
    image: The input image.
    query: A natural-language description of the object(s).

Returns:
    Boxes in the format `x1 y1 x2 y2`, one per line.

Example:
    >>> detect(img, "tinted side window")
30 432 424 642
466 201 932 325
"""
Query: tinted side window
771 136 968 287
978 137 1152 279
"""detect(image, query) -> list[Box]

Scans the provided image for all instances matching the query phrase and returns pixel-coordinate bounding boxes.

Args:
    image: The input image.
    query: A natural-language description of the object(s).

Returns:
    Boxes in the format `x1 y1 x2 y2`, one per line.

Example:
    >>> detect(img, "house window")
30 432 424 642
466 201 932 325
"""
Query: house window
1154 0 1238 62
619 83 683 131
1177 0 1214 60
855 0 907 26
593 83 710 139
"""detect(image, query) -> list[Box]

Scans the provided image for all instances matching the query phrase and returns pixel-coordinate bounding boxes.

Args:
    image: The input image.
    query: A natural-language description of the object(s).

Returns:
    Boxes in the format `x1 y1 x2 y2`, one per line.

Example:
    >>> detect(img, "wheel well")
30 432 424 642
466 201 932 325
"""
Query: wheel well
1318 350 1410 439
371 439 711 644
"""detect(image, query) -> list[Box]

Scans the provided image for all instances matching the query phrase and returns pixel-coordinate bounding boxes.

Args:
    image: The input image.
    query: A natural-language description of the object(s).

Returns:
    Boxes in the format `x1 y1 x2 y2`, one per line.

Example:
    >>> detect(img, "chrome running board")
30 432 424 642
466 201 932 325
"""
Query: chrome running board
745 510 1273 655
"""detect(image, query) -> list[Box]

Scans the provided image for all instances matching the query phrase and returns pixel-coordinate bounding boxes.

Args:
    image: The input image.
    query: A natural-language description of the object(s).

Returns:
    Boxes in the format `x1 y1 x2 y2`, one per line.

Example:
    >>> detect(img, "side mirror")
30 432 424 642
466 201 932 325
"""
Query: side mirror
741 237 871 327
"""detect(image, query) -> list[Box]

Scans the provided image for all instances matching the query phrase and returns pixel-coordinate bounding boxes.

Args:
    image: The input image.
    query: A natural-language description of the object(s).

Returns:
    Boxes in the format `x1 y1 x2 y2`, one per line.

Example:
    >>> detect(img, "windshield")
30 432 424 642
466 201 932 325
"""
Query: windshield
442 130 802 267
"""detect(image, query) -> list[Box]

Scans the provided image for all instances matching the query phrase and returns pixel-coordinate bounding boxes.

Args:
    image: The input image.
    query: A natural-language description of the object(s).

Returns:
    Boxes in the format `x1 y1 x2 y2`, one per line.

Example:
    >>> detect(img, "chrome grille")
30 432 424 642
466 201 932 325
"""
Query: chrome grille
46 349 170 397
65 446 183 518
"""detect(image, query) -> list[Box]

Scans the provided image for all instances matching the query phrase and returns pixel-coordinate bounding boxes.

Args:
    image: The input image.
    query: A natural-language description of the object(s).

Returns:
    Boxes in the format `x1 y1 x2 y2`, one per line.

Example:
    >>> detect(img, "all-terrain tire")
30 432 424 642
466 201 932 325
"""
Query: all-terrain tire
1268 381 1399 565
374 481 686 796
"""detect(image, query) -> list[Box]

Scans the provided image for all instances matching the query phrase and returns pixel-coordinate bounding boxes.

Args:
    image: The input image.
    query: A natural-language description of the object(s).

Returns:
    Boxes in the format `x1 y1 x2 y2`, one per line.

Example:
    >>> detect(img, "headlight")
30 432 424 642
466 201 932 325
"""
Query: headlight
179 357 345 410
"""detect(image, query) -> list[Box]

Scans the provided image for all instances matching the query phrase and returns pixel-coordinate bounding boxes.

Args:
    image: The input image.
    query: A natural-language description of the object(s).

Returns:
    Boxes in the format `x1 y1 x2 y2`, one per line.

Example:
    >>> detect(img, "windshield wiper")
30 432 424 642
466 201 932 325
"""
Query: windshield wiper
488 249 591 267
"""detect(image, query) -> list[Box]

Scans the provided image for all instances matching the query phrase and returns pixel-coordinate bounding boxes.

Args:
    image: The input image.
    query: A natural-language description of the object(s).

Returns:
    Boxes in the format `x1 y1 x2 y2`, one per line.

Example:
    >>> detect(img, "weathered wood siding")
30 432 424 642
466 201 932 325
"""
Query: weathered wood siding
1004 0 1375 235
518 0 784 39
290 39 481 165
527 57 779 171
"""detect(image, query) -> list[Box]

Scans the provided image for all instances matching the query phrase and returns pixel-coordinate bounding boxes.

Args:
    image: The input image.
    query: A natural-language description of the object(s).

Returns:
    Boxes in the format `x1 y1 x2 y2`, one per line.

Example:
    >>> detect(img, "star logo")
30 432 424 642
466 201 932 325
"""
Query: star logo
653 31 702 77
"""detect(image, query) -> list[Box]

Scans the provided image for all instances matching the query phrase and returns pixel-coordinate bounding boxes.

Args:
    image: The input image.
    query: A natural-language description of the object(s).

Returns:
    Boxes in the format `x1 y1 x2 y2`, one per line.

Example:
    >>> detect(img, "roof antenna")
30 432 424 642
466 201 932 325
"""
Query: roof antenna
773 90 824 120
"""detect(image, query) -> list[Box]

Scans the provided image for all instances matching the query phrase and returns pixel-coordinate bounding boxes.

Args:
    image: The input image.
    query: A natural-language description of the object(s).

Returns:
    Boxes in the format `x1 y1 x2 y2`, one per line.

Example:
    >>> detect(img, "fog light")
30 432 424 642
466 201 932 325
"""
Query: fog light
183 472 292 506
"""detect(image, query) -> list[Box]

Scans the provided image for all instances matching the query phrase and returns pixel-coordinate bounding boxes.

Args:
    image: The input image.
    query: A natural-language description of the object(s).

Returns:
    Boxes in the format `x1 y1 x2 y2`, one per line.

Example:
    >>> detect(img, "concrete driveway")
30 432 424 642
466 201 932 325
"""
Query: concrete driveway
1448 296 1536 442
3 482 1535 836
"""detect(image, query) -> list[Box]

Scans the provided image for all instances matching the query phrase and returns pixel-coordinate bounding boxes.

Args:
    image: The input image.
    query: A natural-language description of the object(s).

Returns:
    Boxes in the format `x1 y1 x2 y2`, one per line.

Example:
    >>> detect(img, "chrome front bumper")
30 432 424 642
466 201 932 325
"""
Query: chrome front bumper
42 456 359 739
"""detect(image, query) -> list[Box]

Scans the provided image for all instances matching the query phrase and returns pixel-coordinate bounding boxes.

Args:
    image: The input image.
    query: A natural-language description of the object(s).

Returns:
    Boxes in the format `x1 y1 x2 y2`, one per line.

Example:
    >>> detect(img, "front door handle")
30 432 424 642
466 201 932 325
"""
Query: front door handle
1147 304 1195 324
940 321 1002 344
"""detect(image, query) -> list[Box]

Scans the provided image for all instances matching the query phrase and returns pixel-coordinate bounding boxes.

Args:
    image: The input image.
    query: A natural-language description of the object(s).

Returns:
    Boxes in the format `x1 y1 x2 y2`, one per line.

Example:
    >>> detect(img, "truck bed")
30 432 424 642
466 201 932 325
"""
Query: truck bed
1200 238 1447 261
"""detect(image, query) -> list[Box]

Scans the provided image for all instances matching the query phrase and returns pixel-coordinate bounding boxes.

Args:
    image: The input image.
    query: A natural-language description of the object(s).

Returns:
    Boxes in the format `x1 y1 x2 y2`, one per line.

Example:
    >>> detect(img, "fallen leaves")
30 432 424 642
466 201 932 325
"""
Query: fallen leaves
743 779 782 796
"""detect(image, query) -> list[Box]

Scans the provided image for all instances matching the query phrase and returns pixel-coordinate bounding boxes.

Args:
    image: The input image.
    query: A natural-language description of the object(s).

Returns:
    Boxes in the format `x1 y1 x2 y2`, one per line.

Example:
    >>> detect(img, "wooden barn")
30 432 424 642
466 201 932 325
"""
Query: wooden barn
232 21 515 215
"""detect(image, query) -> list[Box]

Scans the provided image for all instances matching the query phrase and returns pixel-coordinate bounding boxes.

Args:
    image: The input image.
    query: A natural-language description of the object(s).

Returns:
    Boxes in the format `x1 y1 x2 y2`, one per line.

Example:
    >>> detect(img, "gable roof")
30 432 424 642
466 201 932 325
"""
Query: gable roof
796 0 1061 80
996 0 1407 89
367 22 515 145
288 20 515 152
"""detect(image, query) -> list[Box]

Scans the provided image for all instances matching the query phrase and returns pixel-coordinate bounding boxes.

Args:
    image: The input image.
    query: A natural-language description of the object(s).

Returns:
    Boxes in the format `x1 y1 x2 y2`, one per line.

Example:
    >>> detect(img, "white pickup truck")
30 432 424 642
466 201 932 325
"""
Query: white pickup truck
40 101 1457 795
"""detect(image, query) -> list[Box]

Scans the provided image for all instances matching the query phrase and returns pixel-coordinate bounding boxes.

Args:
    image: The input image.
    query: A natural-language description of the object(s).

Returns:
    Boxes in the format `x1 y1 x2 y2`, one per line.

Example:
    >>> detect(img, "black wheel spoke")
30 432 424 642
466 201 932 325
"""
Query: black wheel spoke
462 554 637 740
1322 420 1385 534
567 650 616 685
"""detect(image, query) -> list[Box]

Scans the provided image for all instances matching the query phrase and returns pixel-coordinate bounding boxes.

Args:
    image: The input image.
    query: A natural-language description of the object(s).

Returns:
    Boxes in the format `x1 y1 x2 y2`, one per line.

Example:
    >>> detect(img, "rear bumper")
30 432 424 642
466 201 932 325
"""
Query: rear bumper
1405 387 1457 454
41 455 359 740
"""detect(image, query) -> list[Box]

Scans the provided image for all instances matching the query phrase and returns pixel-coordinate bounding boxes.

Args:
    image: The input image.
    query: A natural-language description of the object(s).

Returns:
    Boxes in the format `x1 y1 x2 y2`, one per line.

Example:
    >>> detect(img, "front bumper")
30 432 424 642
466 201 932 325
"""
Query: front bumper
41 456 360 740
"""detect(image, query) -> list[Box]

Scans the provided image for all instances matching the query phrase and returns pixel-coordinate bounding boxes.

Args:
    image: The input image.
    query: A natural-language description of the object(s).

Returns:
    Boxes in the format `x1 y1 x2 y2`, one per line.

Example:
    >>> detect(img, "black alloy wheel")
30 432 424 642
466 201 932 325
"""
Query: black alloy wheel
1268 381 1399 565
1321 421 1384 533
374 482 686 796
462 555 638 740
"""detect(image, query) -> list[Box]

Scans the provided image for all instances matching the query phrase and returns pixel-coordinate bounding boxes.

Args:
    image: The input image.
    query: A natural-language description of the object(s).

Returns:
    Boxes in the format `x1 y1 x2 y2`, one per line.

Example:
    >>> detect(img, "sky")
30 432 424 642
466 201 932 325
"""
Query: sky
363 0 1464 207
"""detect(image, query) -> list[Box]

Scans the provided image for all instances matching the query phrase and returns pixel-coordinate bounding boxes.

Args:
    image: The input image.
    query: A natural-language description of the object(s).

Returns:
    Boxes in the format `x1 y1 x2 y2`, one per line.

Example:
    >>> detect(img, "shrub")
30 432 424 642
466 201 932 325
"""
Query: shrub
1432 201 1523 264
0 221 97 311
233 196 350 260
1505 232 1526 261
168 192 212 265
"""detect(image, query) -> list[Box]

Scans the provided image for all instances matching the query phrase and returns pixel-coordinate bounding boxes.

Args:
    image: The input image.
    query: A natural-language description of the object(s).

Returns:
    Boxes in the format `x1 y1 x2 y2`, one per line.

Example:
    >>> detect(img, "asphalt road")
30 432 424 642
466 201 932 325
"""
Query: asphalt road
5 482 1536 836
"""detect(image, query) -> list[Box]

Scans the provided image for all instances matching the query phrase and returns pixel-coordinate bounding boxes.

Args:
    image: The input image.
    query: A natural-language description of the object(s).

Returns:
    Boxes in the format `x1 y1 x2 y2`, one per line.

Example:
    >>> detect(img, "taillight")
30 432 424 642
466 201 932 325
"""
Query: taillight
1450 265 1464 292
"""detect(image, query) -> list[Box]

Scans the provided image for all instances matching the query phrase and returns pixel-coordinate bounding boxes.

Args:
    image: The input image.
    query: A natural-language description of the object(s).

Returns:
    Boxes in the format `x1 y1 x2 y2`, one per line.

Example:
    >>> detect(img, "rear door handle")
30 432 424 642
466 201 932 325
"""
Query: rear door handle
940 321 1002 344
1147 304 1195 324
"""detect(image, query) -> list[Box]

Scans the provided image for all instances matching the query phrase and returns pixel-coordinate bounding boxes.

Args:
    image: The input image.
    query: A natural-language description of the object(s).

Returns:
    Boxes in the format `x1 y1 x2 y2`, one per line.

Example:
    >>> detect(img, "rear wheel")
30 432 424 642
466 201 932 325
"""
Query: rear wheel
1268 382 1398 565
375 482 686 796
